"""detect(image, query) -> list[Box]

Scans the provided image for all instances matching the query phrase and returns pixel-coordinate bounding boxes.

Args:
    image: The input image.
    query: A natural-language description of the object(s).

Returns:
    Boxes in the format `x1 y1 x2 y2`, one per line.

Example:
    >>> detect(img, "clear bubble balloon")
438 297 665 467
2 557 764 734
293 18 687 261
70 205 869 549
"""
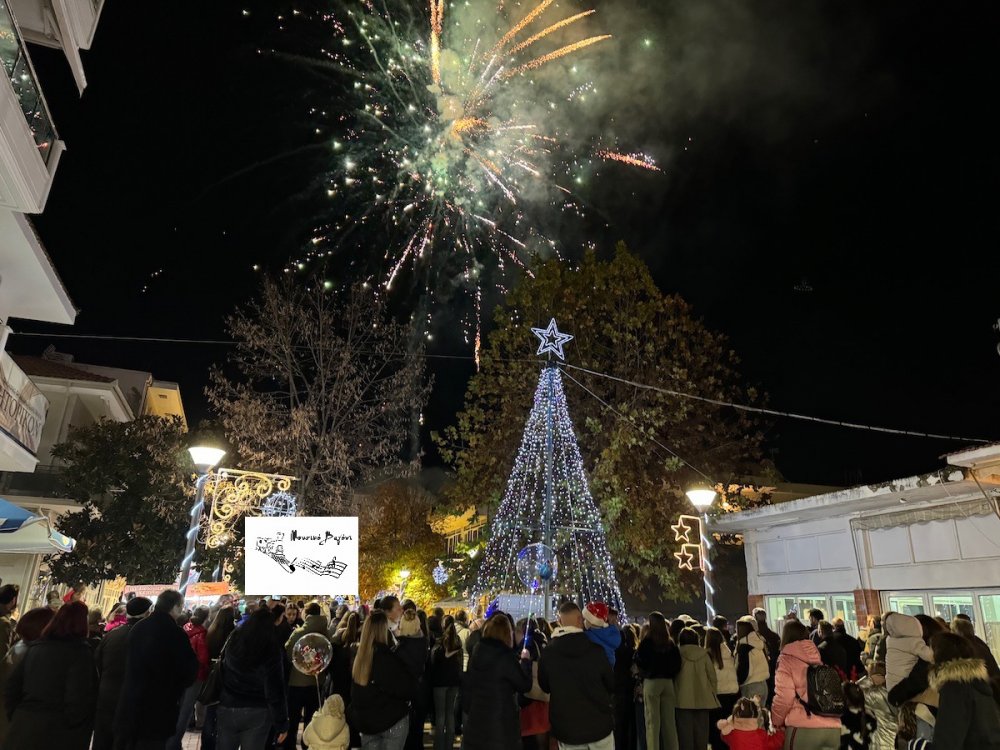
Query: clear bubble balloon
516 543 559 592
292 632 333 676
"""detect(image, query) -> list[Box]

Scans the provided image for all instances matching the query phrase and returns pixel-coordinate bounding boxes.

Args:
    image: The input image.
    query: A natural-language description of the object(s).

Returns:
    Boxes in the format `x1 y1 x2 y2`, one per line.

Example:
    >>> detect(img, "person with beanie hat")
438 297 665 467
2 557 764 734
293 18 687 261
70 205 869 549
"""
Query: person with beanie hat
92 597 151 750
303 694 351 750
583 601 622 666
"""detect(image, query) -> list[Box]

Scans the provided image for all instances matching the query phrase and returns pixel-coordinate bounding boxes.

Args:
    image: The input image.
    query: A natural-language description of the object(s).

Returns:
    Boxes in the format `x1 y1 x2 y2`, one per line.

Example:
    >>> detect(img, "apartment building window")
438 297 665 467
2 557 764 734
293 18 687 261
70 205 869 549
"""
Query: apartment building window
0 1 57 162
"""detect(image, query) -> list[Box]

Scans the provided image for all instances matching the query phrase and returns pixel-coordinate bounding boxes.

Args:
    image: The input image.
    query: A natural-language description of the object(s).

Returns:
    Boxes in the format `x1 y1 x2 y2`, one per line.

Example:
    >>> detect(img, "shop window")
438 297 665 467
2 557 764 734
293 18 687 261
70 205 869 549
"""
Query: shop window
888 595 924 616
932 595 974 622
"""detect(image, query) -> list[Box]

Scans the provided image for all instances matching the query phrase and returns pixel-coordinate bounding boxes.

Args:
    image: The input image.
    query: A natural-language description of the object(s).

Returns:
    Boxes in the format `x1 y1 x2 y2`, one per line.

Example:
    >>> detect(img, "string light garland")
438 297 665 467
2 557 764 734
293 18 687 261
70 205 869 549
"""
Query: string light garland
433 563 450 585
474 363 627 619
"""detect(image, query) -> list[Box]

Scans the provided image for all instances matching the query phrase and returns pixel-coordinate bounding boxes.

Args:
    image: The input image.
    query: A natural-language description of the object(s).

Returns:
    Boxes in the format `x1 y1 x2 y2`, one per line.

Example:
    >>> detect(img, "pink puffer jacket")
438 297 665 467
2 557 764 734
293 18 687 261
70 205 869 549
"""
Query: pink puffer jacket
771 639 841 730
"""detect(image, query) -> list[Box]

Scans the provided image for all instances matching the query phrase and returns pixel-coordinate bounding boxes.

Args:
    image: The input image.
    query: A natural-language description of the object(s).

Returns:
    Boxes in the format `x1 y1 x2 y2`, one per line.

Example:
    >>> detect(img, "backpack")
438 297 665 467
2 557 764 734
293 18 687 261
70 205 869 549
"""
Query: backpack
796 663 845 717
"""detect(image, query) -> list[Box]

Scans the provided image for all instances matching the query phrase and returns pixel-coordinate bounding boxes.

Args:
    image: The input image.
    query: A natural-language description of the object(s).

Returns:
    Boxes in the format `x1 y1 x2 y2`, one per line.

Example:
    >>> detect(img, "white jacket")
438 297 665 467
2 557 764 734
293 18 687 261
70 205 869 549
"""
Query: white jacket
714 647 739 695
883 613 933 692
735 631 770 686
303 694 350 750
455 622 471 670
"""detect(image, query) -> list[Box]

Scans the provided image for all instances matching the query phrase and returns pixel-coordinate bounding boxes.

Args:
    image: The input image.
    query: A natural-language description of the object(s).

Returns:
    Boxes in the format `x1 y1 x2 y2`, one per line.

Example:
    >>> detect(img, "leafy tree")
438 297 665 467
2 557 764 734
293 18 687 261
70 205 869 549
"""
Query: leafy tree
46 416 194 586
207 278 431 515
435 245 773 598
357 481 447 607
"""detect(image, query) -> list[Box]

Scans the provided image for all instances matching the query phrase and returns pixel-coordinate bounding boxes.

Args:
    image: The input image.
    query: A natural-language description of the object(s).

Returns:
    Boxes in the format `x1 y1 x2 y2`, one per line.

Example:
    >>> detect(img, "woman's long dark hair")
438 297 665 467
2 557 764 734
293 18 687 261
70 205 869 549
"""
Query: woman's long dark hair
645 611 672 652
207 606 237 657
230 608 277 666
780 619 810 650
704 627 728 670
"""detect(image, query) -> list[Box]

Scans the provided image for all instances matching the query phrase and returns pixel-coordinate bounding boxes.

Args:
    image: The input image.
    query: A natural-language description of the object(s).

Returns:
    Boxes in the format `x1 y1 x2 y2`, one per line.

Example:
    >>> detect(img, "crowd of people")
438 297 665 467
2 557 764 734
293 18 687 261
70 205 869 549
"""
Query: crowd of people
2 581 1000 750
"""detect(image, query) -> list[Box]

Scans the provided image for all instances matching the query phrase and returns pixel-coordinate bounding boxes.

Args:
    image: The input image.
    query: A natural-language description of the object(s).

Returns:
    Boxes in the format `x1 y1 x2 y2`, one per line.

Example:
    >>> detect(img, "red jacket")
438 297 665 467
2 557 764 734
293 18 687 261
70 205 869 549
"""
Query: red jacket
718 717 785 750
184 621 211 681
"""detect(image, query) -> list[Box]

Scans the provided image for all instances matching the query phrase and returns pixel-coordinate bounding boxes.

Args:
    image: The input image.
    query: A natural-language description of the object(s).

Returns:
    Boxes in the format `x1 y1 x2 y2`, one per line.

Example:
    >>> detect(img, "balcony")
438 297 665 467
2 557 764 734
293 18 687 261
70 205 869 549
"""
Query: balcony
0 0 63 213
0 462 63 498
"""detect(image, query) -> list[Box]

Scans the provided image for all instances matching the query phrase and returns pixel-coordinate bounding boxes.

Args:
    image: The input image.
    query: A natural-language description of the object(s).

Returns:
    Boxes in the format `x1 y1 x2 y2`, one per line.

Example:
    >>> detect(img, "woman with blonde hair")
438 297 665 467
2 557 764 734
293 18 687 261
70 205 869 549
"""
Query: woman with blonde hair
348 610 418 750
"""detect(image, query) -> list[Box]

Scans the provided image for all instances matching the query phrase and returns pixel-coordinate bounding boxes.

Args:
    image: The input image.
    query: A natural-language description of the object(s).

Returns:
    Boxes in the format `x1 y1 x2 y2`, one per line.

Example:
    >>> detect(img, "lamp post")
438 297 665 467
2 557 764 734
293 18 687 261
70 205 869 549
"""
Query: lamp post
178 445 226 597
398 569 411 598
686 483 717 625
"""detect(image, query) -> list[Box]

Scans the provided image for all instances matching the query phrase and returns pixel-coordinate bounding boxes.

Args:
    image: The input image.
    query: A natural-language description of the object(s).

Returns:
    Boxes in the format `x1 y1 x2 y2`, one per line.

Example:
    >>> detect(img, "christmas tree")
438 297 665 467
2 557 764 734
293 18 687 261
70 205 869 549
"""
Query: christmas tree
474 320 626 619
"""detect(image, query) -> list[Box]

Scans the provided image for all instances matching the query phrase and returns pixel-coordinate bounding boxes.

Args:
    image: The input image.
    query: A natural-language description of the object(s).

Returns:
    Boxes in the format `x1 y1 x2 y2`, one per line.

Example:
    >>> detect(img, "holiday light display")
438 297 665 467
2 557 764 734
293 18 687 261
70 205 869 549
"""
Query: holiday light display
671 512 714 622
432 562 450 585
473 363 626 619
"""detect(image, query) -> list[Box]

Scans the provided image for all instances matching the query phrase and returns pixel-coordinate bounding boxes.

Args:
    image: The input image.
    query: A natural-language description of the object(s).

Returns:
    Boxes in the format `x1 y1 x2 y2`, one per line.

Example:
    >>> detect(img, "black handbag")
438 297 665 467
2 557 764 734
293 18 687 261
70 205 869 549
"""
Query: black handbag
198 633 233 706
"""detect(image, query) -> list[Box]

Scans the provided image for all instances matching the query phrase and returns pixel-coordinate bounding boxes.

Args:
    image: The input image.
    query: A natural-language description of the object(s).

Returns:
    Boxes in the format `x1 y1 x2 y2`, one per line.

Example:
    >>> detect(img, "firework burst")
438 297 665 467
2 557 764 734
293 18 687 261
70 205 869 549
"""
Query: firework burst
293 0 658 343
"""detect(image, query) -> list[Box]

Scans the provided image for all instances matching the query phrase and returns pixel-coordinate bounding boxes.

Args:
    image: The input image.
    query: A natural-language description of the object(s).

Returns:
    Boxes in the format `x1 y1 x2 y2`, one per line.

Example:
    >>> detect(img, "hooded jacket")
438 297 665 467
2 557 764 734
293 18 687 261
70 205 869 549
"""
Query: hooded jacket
285 614 330 688
538 626 615 744
716 716 785 749
770 639 841 731
349 641 418 734
461 636 532 750
883 613 933 692
674 644 720 710
735 631 770 686
585 623 622 666
906 658 1000 750
303 693 350 750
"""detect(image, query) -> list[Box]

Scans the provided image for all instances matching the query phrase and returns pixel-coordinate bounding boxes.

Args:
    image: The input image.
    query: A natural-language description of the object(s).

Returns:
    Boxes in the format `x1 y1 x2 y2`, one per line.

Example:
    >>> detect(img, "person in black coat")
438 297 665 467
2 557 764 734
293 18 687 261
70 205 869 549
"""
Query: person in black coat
428 624 464 750
613 625 637 750
832 619 867 680
114 590 198 749
816 621 849 675
395 610 429 750
3 601 97 750
462 614 532 750
907 632 1000 750
538 602 615 748
349 610 419 748
217 607 289 749
92 597 151 750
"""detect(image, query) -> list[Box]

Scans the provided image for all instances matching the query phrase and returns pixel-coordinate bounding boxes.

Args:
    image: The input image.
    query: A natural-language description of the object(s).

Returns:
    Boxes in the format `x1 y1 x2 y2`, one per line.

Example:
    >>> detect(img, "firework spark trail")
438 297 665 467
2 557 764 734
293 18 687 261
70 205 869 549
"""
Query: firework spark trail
597 150 661 171
489 0 555 57
429 0 444 84
503 35 612 78
510 10 596 54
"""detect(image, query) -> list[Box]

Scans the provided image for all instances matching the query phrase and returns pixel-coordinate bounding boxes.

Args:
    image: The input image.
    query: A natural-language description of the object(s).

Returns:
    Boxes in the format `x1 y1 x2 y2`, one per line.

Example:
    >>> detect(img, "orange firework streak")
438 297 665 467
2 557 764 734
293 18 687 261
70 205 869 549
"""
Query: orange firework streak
597 150 661 171
450 117 489 138
510 10 596 54
502 35 612 79
489 0 555 57
430 0 444 84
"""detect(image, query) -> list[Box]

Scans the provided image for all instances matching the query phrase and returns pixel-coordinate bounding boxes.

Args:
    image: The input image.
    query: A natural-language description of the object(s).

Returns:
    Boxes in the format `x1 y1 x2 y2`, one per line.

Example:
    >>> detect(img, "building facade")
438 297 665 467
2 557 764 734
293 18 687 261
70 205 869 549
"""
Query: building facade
713 444 1000 655
0 351 186 614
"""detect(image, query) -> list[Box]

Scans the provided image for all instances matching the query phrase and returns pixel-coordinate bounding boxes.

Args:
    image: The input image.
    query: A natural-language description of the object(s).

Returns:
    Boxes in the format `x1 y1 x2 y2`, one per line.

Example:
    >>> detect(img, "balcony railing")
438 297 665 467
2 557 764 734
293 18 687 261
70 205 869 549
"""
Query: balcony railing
0 0 57 163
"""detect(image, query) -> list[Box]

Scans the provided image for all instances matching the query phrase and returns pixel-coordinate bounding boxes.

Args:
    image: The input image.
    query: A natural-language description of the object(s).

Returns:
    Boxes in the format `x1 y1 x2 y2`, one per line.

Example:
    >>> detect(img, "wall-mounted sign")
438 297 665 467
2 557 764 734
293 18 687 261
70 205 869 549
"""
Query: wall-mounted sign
0 353 47 455
245 516 358 596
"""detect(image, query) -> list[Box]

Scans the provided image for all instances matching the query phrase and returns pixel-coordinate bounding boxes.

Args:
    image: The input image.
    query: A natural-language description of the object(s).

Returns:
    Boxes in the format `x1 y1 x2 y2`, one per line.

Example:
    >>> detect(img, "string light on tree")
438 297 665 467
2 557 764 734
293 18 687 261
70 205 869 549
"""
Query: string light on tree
474 320 626 619
432 563 450 585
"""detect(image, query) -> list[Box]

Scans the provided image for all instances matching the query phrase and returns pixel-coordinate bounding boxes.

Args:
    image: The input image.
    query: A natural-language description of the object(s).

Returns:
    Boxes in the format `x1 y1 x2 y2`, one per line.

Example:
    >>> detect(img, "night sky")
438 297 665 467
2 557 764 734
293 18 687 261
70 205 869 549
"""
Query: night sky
12 0 998 487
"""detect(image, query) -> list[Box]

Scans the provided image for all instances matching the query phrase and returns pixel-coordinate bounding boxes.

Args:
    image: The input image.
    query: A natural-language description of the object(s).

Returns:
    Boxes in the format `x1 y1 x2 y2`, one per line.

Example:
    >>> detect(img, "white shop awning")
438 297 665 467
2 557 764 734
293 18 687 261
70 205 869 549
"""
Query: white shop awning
0 498 75 554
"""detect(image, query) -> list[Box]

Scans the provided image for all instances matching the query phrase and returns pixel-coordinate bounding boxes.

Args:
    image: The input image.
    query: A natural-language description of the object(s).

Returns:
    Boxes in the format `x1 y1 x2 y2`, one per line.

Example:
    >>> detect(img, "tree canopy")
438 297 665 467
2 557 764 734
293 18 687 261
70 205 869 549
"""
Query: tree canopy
435 245 773 598
46 415 193 586
207 278 431 515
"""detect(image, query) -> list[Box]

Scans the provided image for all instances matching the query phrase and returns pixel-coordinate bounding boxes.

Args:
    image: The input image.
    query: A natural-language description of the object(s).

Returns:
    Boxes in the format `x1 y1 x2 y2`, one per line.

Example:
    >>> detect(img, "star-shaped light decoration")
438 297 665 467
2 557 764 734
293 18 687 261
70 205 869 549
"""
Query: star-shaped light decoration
671 515 701 543
532 318 574 360
674 544 701 571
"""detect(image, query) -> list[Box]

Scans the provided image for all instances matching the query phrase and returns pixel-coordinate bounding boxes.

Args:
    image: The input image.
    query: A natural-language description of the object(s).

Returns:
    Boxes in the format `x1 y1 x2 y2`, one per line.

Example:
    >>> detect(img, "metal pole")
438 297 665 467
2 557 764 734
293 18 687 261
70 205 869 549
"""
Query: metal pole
178 473 211 597
543 364 555 620
701 513 715 625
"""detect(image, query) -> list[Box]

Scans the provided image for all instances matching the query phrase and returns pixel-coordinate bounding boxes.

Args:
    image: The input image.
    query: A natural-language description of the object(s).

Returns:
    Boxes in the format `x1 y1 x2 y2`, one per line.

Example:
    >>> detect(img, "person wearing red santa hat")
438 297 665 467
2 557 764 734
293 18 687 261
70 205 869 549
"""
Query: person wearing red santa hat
583 602 622 667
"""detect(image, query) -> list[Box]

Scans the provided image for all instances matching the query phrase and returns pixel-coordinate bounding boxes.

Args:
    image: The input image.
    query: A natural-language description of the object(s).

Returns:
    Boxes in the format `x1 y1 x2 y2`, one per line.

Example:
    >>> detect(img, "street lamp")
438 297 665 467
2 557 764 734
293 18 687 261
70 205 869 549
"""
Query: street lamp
178 443 226 597
686 483 717 625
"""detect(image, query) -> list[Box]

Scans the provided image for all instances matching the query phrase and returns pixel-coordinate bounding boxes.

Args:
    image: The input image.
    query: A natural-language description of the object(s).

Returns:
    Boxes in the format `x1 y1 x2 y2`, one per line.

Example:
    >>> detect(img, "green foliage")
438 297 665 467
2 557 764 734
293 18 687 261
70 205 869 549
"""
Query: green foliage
434 245 773 599
46 415 194 586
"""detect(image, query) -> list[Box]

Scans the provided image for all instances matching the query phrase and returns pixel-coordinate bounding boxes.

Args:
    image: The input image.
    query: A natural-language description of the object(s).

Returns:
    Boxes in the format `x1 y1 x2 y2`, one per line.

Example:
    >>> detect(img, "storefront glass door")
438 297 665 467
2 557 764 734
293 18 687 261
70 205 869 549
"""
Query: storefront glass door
978 595 1000 661
931 594 974 621
887 594 924 616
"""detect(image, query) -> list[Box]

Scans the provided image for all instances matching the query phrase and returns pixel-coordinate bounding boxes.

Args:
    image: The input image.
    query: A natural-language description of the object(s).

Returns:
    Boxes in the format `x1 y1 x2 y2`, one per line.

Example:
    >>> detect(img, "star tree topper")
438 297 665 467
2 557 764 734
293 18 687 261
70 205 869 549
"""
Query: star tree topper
532 318 574 360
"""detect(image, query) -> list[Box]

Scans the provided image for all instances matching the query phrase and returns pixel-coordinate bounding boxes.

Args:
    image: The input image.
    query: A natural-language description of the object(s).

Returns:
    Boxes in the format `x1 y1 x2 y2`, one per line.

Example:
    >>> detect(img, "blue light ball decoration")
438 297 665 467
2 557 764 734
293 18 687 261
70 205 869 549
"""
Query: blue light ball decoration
432 563 450 585
261 491 297 517
485 596 500 619
515 543 559 593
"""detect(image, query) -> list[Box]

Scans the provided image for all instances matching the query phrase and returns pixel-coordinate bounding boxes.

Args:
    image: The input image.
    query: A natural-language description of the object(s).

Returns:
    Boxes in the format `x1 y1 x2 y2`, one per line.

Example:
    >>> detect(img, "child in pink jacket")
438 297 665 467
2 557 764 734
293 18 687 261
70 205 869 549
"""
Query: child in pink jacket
771 622 841 748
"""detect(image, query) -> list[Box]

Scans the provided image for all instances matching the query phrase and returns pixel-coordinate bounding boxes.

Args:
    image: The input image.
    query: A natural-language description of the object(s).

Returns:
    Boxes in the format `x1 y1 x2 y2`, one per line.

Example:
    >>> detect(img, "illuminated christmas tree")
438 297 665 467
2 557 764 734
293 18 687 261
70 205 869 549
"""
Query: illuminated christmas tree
474 320 627 620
